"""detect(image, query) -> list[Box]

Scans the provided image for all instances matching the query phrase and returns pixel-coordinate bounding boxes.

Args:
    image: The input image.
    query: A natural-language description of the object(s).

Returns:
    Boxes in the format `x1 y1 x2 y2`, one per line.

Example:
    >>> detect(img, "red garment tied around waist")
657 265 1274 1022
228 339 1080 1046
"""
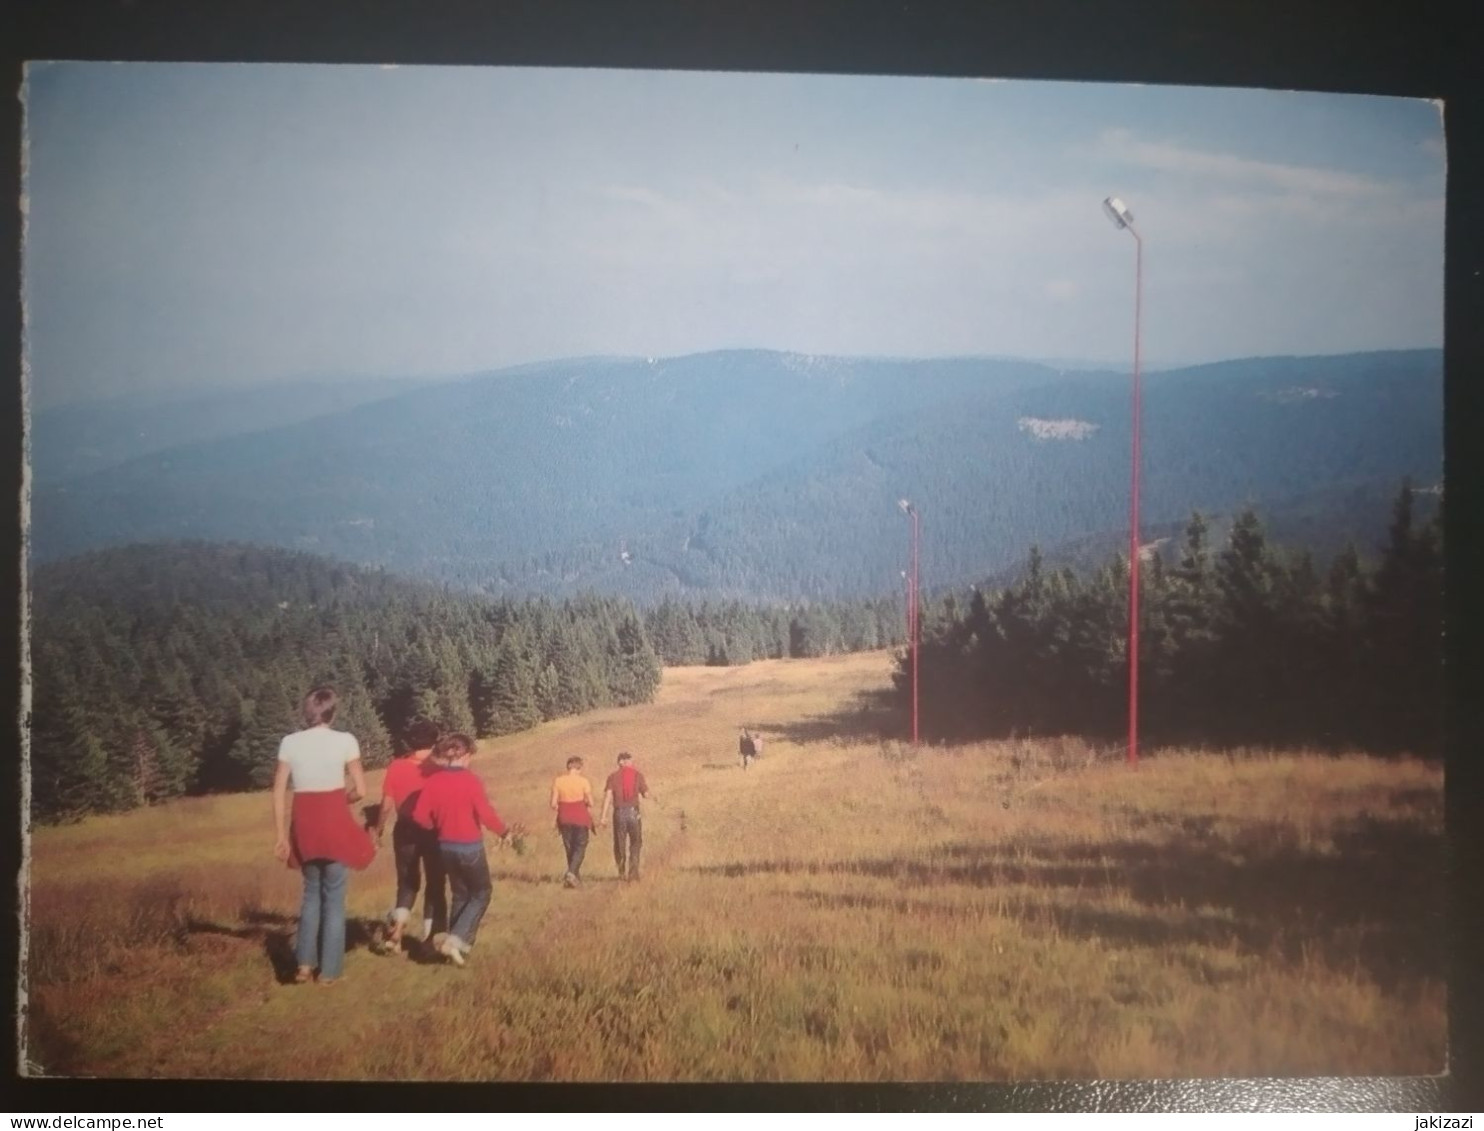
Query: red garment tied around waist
288 789 375 870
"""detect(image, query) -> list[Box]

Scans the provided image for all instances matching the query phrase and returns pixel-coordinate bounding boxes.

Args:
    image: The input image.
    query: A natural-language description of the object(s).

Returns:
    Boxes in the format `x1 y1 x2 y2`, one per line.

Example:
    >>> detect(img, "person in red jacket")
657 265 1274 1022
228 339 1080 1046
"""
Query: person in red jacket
374 717 447 955
598 751 650 882
409 734 509 967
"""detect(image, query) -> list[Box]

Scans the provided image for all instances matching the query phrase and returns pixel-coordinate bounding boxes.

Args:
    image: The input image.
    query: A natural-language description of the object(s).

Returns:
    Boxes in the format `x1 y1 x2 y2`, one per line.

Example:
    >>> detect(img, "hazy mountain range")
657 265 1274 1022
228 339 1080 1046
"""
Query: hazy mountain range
30 375 436 486
29 348 1443 603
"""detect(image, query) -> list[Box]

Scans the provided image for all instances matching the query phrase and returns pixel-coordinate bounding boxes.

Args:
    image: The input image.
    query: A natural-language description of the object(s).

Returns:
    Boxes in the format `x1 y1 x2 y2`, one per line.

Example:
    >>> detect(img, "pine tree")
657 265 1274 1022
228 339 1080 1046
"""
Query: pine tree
1269 548 1326 743
488 634 541 735
1159 511 1221 735
29 672 111 821
1212 507 1282 739
535 661 562 720
612 612 662 705
228 677 300 790
1364 481 1444 754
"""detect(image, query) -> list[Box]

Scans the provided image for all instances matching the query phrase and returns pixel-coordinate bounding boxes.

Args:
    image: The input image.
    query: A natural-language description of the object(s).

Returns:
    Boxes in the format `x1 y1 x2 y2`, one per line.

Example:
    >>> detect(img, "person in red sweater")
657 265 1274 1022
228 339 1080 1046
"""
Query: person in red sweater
374 717 447 955
409 734 509 967
598 751 651 882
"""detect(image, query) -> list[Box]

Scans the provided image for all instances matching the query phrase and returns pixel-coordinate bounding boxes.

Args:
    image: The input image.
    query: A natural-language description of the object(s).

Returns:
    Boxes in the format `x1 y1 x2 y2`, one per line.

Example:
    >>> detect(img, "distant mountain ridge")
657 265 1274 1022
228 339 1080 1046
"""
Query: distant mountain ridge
30 348 1442 603
30 375 436 485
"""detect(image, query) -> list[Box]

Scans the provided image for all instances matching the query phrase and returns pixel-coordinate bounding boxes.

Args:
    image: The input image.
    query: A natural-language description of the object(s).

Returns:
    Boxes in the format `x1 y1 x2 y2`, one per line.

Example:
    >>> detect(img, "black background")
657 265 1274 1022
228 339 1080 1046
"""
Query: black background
3 0 1480 1113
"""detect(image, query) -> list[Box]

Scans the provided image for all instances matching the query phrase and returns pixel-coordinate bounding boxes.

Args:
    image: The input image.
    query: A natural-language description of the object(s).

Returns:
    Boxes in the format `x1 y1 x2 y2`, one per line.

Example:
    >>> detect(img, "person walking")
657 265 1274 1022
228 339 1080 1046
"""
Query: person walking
409 734 510 967
374 717 447 955
272 686 376 986
549 755 596 888
739 728 757 771
597 751 650 882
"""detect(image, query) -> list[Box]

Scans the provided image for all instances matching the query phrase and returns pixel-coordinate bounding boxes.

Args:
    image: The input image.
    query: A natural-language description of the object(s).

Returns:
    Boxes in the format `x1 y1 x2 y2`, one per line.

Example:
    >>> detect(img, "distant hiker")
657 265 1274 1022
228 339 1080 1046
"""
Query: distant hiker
550 755 596 888
739 728 757 770
272 686 376 986
409 734 509 967
374 717 448 956
598 751 650 882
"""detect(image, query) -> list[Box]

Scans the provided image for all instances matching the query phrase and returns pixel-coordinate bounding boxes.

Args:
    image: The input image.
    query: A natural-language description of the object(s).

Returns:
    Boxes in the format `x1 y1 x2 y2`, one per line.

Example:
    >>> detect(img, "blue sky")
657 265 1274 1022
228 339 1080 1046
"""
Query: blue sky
23 63 1445 407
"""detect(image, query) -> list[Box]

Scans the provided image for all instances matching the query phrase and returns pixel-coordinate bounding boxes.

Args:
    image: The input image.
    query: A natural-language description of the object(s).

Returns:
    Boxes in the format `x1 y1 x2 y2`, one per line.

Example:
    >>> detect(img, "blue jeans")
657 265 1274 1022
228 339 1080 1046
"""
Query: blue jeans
393 819 448 934
296 860 348 978
612 808 643 877
440 841 492 948
559 823 590 877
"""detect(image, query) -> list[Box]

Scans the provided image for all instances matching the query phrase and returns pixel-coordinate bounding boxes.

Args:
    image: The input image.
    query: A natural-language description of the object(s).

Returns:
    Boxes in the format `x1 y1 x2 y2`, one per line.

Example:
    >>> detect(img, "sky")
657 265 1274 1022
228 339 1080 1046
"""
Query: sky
22 63 1446 409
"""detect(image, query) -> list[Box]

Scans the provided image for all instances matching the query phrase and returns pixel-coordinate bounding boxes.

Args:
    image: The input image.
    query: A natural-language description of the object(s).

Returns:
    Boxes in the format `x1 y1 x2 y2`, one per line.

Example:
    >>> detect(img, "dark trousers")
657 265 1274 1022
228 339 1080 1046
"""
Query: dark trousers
393 819 448 935
558 823 590 877
439 841 492 947
612 807 643 877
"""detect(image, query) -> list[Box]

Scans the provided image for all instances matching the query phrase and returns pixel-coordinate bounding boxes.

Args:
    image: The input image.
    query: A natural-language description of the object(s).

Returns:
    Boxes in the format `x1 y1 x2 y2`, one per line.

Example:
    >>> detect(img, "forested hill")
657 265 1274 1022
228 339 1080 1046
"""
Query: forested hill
900 484 1444 758
628 350 1441 599
28 541 907 821
30 348 1441 603
28 542 659 820
979 478 1442 592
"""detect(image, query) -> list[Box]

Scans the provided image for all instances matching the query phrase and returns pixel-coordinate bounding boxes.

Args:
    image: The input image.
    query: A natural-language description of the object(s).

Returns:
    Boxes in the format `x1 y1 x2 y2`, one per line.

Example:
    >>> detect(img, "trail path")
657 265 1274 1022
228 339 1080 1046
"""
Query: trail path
30 648 1440 1081
38 652 894 1079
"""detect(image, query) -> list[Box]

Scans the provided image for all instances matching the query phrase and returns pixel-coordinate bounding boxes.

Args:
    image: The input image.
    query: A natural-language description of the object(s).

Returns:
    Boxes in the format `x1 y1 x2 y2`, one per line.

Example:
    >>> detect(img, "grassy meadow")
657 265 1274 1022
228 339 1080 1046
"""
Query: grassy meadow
23 651 1445 1081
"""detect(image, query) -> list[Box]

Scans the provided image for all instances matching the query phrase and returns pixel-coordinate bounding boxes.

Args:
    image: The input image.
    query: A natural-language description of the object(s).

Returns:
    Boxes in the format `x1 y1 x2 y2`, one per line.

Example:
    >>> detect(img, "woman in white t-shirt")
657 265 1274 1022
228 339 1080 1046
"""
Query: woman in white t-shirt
272 686 374 985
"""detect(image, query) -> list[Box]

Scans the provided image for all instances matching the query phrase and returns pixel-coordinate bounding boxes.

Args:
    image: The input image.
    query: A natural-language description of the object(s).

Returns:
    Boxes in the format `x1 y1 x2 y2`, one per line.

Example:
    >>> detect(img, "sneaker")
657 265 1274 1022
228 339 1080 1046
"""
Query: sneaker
439 937 466 967
563 872 577 889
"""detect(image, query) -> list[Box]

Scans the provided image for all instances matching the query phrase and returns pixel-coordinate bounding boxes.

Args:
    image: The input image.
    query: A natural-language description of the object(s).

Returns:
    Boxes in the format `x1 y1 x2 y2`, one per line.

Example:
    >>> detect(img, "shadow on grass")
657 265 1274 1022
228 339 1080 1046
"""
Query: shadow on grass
693 813 1443 990
489 869 628 886
184 913 387 985
492 870 565 885
758 688 903 746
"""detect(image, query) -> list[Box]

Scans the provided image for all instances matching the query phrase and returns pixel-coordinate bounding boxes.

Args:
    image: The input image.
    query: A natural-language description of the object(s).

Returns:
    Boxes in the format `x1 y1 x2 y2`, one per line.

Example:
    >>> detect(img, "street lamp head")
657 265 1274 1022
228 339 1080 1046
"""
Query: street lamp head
1103 196 1134 231
898 498 914 515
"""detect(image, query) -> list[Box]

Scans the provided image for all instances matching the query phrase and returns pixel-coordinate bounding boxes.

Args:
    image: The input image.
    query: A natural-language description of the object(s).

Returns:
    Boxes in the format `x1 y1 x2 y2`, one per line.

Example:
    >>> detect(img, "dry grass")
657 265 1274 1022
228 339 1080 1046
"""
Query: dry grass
23 651 1445 1081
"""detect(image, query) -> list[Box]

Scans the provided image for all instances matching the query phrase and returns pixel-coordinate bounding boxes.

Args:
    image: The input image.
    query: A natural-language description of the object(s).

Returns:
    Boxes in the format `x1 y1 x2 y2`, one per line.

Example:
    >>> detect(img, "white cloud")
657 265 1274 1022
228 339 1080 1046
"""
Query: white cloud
599 184 673 209
1097 127 1389 198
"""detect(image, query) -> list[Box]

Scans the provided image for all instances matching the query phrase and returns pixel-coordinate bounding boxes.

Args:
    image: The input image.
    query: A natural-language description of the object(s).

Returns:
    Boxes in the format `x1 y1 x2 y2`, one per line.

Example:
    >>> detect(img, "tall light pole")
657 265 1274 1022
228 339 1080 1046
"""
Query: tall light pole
1103 195 1142 767
899 499 920 747
900 569 912 649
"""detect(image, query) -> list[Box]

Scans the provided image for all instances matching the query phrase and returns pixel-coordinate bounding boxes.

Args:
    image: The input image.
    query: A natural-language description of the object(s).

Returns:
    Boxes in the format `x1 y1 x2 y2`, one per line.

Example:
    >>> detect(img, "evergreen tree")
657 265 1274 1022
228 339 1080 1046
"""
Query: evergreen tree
29 675 110 820
488 634 541 735
611 613 662 705
535 661 562 721
1364 482 1444 754
1212 508 1282 738
228 677 300 790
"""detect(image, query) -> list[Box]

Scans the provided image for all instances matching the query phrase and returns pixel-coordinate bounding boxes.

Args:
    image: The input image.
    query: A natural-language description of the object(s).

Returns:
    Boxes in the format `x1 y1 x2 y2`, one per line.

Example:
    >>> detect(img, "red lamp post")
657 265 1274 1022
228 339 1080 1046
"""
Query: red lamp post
899 499 920 747
1103 196 1143 767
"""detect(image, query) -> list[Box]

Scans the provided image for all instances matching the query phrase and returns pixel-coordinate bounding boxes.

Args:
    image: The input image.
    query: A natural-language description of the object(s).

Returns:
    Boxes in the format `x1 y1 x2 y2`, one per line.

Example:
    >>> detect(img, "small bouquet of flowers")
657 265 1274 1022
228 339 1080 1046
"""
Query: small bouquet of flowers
502 821 530 856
